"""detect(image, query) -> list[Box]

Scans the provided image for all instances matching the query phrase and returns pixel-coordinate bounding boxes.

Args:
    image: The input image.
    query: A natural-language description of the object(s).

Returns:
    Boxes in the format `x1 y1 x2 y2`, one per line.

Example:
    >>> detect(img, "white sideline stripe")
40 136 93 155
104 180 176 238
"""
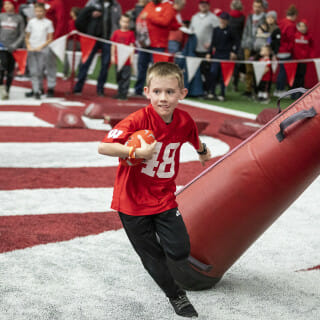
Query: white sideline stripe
0 112 54 127
0 187 114 216
0 111 112 130
0 185 184 216
182 99 257 119
0 86 85 106
0 137 229 168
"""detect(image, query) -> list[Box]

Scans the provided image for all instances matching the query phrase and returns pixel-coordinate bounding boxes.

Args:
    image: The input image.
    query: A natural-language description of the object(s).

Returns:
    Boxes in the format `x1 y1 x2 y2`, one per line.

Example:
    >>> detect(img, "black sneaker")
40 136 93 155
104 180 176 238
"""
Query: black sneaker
25 90 34 97
169 293 198 318
34 92 41 100
47 88 54 97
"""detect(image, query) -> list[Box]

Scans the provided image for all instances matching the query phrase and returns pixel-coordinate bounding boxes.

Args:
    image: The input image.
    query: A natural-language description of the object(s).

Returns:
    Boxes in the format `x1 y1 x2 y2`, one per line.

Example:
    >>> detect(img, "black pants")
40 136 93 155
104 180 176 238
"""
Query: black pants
0 51 15 92
119 208 190 298
195 51 211 94
116 65 131 97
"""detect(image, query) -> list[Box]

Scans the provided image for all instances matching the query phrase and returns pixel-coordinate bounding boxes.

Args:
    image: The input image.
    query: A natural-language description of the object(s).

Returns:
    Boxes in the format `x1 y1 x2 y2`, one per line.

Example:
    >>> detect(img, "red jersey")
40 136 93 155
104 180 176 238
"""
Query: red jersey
260 56 272 82
102 104 200 216
293 31 314 59
110 29 136 66
278 18 296 55
140 0 180 48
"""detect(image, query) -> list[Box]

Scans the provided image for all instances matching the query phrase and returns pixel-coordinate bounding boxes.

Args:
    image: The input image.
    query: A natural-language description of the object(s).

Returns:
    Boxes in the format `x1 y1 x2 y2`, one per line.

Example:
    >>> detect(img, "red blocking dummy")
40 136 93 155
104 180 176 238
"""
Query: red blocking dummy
168 84 320 290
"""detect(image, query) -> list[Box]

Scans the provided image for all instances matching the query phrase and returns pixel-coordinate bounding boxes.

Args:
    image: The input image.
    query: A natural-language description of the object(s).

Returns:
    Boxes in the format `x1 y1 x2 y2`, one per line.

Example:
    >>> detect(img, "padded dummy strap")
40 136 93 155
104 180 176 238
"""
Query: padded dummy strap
276 107 317 142
277 87 308 112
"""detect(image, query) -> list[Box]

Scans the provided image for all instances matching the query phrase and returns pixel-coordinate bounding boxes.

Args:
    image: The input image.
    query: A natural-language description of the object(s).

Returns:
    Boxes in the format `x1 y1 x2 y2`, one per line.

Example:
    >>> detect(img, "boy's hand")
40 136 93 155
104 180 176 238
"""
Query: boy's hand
199 148 211 166
136 135 158 160
111 56 116 65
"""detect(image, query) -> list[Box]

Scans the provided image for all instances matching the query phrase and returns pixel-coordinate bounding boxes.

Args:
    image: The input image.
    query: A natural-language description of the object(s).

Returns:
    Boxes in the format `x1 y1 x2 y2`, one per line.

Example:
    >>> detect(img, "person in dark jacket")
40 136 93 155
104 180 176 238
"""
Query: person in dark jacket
228 0 245 91
205 12 238 101
73 0 121 96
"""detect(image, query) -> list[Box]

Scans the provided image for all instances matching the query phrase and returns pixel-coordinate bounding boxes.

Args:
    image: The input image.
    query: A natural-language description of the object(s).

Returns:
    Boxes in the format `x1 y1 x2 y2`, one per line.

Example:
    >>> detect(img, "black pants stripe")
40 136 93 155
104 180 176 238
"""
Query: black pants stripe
118 208 190 298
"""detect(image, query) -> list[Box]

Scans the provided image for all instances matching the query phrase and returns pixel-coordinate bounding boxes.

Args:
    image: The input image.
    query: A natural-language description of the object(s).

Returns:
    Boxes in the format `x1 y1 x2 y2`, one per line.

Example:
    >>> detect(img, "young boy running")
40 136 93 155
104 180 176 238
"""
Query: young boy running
98 62 211 318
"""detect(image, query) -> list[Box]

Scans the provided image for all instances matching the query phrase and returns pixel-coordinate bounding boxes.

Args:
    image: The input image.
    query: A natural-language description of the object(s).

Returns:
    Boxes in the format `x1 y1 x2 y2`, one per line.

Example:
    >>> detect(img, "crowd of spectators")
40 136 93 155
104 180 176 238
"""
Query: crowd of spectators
0 0 315 102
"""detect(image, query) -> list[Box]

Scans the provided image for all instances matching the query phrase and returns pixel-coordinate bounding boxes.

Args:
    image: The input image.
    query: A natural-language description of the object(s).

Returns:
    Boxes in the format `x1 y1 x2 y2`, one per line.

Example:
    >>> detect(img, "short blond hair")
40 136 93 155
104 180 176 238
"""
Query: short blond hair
146 62 185 89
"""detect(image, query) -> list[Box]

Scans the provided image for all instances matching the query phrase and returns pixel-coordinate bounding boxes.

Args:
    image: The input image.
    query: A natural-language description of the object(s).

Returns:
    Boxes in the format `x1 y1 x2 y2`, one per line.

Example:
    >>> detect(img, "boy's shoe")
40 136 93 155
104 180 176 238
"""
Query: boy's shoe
34 92 41 100
217 95 225 102
25 90 34 97
204 93 217 100
242 91 252 98
169 293 198 318
47 88 54 97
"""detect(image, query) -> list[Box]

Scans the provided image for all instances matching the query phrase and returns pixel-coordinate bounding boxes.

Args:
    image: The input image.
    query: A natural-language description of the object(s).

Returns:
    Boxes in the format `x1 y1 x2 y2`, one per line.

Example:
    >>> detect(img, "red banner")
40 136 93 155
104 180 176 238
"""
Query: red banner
284 63 298 87
221 62 235 86
79 35 96 63
12 50 28 75
153 53 173 63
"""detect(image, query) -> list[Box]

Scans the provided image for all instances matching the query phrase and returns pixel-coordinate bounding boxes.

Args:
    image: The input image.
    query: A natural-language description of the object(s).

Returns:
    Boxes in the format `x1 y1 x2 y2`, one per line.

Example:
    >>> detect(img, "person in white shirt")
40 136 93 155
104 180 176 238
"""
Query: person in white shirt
25 2 54 99
189 0 219 95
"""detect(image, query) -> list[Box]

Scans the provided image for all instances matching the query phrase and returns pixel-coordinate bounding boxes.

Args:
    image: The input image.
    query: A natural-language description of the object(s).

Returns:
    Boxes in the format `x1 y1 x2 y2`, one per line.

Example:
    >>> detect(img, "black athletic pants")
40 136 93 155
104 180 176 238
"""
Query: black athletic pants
0 51 15 92
118 208 190 298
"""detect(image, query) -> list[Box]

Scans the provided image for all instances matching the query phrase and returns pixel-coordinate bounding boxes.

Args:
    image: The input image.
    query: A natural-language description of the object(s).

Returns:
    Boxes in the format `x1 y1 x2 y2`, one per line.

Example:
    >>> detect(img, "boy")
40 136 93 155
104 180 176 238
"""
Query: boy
110 14 135 100
25 2 54 99
0 0 25 99
98 62 211 318
257 44 272 103
292 19 313 98
205 11 237 101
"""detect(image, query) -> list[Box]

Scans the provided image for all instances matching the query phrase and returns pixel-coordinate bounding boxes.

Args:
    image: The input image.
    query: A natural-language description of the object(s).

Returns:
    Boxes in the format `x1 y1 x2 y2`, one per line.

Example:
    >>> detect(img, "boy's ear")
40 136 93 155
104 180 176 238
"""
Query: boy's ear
180 88 188 99
144 86 150 98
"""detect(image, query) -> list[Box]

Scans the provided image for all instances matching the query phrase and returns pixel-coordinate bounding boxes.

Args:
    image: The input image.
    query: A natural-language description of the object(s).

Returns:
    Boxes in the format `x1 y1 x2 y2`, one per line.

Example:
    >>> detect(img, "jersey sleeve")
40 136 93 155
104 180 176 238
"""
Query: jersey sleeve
101 110 144 144
185 113 200 150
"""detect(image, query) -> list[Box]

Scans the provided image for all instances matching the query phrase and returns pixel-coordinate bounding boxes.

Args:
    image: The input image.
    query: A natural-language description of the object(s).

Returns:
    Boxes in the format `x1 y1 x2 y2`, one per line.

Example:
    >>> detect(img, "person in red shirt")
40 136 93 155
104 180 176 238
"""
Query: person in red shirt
292 19 314 98
98 62 211 318
274 4 298 96
110 14 136 100
133 0 180 97
257 44 272 103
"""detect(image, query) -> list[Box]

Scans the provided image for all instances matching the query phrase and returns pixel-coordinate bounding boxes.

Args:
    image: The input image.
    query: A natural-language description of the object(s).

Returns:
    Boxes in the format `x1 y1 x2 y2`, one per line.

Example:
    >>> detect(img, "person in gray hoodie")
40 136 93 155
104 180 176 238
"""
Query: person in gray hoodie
0 0 25 99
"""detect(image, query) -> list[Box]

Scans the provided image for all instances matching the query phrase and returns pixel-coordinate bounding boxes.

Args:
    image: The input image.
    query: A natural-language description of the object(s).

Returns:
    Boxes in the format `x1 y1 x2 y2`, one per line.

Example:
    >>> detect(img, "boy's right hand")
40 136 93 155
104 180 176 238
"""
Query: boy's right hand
136 135 158 160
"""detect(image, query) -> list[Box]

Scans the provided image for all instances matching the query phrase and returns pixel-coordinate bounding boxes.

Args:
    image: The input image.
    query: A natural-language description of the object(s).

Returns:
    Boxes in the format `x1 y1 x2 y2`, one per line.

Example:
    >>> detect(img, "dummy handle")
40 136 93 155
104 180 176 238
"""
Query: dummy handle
277 87 308 112
188 255 213 272
276 107 317 142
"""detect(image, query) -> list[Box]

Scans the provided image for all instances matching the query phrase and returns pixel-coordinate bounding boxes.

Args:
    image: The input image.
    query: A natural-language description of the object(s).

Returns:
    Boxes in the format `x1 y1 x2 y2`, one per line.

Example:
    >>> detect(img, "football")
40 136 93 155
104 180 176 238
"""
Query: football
120 129 156 166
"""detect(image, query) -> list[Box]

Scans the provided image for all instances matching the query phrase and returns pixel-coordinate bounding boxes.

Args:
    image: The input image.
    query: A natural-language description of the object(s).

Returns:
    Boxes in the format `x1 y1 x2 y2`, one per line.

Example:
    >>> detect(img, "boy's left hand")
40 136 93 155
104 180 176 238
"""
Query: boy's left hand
199 148 211 166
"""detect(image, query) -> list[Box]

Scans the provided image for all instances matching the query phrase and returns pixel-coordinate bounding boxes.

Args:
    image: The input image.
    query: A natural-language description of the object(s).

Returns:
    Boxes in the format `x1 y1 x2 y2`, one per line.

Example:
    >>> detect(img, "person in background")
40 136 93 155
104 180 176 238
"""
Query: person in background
189 0 219 96
274 4 298 97
0 0 24 99
168 0 186 54
241 0 265 98
126 0 149 32
228 0 245 92
110 13 135 100
132 0 180 98
63 6 81 78
73 0 121 96
291 19 314 99
205 11 237 101
256 44 272 103
25 2 54 99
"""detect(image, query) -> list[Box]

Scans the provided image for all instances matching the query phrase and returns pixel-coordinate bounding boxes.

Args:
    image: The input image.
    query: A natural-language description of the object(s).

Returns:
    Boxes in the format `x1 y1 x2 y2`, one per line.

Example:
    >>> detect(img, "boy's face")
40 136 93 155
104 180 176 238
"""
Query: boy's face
4 1 15 13
144 76 188 123
219 18 228 28
199 3 209 13
266 15 275 25
35 7 46 19
119 16 130 30
260 46 269 57
298 22 307 34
